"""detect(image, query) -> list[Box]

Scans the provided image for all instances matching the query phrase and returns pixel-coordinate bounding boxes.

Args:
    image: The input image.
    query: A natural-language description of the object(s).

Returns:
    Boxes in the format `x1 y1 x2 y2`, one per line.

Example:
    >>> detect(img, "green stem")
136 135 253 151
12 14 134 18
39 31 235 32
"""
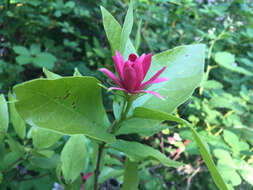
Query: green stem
93 94 135 189
112 94 135 133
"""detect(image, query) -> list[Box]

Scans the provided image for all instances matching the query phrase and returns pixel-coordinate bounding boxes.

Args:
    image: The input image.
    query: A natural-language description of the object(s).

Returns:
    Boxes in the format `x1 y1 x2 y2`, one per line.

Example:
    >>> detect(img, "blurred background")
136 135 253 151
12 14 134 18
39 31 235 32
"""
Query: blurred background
0 0 253 189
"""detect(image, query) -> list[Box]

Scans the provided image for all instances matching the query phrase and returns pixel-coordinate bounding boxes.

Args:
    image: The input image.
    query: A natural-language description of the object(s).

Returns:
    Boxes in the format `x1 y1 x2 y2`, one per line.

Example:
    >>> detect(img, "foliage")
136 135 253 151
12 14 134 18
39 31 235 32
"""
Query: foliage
0 0 253 190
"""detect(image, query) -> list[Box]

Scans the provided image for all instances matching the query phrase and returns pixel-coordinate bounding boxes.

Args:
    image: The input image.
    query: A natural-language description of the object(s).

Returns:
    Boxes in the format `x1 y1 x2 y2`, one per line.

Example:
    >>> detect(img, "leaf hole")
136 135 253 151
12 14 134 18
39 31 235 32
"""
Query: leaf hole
63 92 71 100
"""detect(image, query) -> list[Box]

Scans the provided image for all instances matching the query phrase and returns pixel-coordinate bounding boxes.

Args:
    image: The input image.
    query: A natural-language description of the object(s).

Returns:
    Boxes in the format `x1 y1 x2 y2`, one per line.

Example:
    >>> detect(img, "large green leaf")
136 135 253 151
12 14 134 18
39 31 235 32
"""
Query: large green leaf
8 92 26 139
121 158 139 190
13 77 115 143
120 2 133 55
130 107 229 190
132 44 205 113
61 135 88 182
110 139 183 168
0 94 8 143
101 6 136 59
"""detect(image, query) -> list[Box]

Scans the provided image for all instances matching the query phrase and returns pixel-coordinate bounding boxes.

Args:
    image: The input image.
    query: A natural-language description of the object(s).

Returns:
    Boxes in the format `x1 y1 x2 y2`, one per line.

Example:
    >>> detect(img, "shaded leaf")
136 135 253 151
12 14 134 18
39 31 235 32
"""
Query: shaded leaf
110 139 183 168
61 135 87 182
33 52 57 69
8 92 26 139
215 52 253 76
13 46 30 56
31 127 62 149
121 158 139 190
0 94 8 143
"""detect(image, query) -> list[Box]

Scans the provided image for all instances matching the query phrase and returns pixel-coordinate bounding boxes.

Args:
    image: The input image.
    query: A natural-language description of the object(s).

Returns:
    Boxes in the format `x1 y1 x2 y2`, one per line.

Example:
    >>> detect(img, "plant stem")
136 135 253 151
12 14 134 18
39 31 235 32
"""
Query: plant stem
93 94 135 189
111 94 135 133
2 157 22 173
94 142 105 190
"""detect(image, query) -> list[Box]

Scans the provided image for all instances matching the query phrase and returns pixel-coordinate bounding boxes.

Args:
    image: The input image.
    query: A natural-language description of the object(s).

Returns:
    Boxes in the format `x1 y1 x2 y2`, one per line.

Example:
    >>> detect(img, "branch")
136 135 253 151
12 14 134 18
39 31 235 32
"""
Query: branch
186 167 201 190
94 142 105 190
2 157 22 173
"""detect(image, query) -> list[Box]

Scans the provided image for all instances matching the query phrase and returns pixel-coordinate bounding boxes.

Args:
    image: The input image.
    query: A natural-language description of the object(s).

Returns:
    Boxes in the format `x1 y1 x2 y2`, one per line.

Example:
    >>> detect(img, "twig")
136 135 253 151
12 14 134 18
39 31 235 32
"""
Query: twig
21 173 49 181
94 142 105 190
186 167 201 190
2 157 22 173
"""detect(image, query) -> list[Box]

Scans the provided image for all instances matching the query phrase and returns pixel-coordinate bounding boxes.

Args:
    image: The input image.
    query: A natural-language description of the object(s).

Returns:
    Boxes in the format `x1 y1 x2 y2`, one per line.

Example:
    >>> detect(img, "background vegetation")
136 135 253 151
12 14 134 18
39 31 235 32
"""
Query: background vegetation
0 0 253 189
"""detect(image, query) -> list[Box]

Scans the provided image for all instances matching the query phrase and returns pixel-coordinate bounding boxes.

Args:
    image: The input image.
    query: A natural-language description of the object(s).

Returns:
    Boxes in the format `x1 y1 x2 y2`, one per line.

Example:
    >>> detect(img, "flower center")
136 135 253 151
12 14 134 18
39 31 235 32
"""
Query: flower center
128 53 137 62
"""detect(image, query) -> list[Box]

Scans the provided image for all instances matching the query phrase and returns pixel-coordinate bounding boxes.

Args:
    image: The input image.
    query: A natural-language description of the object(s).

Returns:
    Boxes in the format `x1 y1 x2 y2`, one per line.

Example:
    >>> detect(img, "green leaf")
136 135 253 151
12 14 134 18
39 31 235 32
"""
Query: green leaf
31 127 62 149
13 77 115 143
132 44 205 113
0 94 8 143
117 106 186 136
191 128 229 190
0 172 2 184
134 19 142 53
33 52 57 69
31 149 54 158
100 6 121 55
13 46 30 56
203 80 223 89
113 93 125 121
8 92 26 139
128 107 229 190
30 154 60 169
223 130 249 152
61 135 87 182
116 117 162 136
98 167 124 184
121 158 139 190
215 52 253 76
1 152 20 171
100 6 136 58
43 67 61 79
120 2 133 55
16 55 33 65
238 161 253 186
217 163 241 187
30 44 41 55
73 68 82 77
6 134 24 157
110 139 183 168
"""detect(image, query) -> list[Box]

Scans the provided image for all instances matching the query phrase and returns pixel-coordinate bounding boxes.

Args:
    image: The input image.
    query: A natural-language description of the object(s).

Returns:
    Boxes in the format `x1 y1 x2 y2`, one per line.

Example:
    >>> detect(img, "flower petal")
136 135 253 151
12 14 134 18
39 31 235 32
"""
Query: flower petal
108 87 128 92
99 68 122 87
137 90 165 100
133 54 145 90
142 53 152 78
141 66 167 88
112 50 124 79
122 61 137 93
82 172 92 181
142 77 168 88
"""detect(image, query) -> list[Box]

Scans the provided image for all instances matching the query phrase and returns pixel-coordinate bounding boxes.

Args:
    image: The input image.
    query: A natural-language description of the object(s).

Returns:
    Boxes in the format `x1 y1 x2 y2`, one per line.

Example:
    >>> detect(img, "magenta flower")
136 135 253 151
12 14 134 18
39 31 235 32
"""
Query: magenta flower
99 51 168 99
80 172 92 190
